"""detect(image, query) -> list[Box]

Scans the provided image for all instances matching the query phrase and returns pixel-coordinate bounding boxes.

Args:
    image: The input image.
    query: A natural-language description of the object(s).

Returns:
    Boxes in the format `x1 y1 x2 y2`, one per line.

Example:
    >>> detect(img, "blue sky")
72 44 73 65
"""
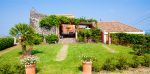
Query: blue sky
1 0 150 36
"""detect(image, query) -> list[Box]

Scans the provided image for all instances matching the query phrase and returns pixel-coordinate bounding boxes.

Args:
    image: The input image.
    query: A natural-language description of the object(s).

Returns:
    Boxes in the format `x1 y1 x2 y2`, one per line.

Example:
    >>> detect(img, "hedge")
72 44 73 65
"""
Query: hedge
78 28 101 42
111 33 150 46
0 38 14 50
111 33 150 55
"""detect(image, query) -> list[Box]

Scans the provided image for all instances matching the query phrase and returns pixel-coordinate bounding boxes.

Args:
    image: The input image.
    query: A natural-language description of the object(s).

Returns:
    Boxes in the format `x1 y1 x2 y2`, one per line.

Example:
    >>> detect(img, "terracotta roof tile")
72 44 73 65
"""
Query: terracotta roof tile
97 21 143 32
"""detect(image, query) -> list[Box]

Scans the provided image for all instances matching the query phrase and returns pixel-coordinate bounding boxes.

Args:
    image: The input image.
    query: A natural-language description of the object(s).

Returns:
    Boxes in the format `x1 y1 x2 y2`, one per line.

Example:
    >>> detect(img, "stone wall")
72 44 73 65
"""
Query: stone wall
30 9 56 35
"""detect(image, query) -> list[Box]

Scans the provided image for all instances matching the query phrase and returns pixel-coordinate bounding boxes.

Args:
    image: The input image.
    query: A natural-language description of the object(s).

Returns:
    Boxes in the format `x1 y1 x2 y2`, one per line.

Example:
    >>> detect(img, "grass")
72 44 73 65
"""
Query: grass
0 43 134 74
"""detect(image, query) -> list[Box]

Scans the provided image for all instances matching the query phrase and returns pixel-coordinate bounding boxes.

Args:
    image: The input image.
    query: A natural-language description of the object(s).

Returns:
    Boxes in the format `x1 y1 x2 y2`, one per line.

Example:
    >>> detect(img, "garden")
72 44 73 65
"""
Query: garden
0 43 143 74
0 15 149 74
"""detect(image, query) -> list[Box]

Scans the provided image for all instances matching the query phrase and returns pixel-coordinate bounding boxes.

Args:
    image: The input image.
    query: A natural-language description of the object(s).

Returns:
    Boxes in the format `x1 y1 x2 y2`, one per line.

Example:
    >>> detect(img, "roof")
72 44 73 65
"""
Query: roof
97 21 143 32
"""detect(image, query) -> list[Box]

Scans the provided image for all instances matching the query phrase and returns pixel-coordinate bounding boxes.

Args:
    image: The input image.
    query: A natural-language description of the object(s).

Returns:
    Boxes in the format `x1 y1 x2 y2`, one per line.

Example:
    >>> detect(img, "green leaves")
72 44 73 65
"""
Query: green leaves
111 33 150 56
9 23 34 37
58 16 70 24
39 15 97 28
45 34 58 44
9 23 35 55
40 15 60 28
9 23 35 45
78 28 101 42
0 38 14 50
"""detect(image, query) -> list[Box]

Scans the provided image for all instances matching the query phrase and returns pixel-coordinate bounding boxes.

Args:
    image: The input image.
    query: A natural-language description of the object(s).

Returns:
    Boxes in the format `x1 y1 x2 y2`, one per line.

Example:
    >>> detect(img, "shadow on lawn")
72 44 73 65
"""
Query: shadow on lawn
18 50 43 55
36 67 40 73
78 65 82 71
129 51 135 55
129 51 150 55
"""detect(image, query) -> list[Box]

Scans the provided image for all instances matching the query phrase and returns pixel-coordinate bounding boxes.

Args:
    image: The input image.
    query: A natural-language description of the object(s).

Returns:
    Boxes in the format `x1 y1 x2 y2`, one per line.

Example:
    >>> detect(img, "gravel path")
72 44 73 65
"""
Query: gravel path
55 44 68 61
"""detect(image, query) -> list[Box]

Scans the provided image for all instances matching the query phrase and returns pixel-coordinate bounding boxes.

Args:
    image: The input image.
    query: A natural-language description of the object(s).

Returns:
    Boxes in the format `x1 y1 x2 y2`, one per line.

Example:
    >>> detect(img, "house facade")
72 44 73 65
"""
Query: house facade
30 9 75 36
30 9 145 44
30 9 96 41
97 21 145 44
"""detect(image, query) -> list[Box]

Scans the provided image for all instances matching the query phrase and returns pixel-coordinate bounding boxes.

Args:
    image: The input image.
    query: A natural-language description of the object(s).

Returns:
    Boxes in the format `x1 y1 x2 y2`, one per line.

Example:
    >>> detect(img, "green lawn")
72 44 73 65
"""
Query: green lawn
0 43 134 74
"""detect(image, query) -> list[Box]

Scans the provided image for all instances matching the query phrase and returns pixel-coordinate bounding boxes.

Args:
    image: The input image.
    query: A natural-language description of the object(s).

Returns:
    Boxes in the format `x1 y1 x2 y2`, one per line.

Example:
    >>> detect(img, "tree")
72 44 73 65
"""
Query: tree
9 23 35 55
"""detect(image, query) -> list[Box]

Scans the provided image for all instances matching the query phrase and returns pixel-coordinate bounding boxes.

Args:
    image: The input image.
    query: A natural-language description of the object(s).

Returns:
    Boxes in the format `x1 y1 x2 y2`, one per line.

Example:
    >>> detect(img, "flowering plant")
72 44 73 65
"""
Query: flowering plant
21 55 38 65
81 55 95 62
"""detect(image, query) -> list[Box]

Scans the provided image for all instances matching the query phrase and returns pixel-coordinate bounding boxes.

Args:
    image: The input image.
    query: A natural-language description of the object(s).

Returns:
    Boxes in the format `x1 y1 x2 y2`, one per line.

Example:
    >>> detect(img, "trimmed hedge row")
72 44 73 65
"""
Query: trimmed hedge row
111 33 150 55
0 38 14 50
111 33 150 46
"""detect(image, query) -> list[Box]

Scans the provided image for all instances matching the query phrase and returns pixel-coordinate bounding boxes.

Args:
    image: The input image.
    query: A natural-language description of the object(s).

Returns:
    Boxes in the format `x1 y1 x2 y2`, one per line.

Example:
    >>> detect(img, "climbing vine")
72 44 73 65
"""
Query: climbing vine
39 15 97 28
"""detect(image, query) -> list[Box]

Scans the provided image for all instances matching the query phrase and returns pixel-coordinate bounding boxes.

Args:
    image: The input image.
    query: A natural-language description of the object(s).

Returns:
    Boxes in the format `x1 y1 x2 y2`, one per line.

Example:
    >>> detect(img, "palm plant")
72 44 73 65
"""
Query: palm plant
9 23 35 55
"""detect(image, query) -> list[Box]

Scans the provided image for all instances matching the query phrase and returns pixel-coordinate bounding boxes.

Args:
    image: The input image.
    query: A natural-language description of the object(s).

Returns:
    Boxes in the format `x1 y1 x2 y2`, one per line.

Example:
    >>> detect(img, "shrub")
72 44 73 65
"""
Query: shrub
111 33 148 46
116 56 129 70
92 60 101 72
133 44 150 56
111 33 150 55
130 55 144 68
102 57 116 71
91 28 101 42
45 34 58 44
142 54 150 67
133 45 145 56
0 63 25 74
81 55 95 62
33 34 43 45
78 28 101 43
0 37 14 50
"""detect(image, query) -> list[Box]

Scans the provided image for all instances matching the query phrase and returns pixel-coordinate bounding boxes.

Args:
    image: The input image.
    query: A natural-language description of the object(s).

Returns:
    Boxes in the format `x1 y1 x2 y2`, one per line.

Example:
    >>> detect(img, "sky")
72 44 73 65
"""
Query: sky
1 0 150 36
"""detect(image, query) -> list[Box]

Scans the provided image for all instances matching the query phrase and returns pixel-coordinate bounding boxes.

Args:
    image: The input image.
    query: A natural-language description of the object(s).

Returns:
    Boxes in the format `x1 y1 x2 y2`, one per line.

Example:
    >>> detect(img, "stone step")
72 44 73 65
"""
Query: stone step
58 38 76 44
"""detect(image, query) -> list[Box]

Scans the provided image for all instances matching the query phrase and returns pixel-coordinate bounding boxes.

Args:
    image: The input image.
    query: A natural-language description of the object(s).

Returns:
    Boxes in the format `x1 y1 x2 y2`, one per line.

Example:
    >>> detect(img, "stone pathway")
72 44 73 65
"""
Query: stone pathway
58 38 76 44
55 44 68 61
102 44 116 53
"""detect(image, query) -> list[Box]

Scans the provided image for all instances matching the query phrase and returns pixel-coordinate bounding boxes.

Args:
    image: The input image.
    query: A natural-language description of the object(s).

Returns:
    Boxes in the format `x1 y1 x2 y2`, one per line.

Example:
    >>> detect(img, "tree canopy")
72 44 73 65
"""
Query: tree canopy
9 23 35 55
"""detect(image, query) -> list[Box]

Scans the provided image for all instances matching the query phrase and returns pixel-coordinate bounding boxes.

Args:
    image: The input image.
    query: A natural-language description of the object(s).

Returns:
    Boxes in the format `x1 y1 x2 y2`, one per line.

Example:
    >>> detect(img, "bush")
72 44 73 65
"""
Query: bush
78 28 101 43
111 33 150 55
102 57 116 71
133 44 150 56
130 55 144 68
116 56 129 70
79 29 92 42
33 34 43 45
92 60 101 72
0 38 14 50
111 33 148 46
133 45 147 56
46 34 58 44
142 54 150 67
0 63 25 74
91 28 101 42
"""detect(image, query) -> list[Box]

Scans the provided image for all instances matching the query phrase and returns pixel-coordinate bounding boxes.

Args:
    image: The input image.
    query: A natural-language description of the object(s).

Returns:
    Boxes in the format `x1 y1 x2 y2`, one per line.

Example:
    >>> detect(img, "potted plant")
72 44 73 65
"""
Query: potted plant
21 55 38 74
81 55 93 74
